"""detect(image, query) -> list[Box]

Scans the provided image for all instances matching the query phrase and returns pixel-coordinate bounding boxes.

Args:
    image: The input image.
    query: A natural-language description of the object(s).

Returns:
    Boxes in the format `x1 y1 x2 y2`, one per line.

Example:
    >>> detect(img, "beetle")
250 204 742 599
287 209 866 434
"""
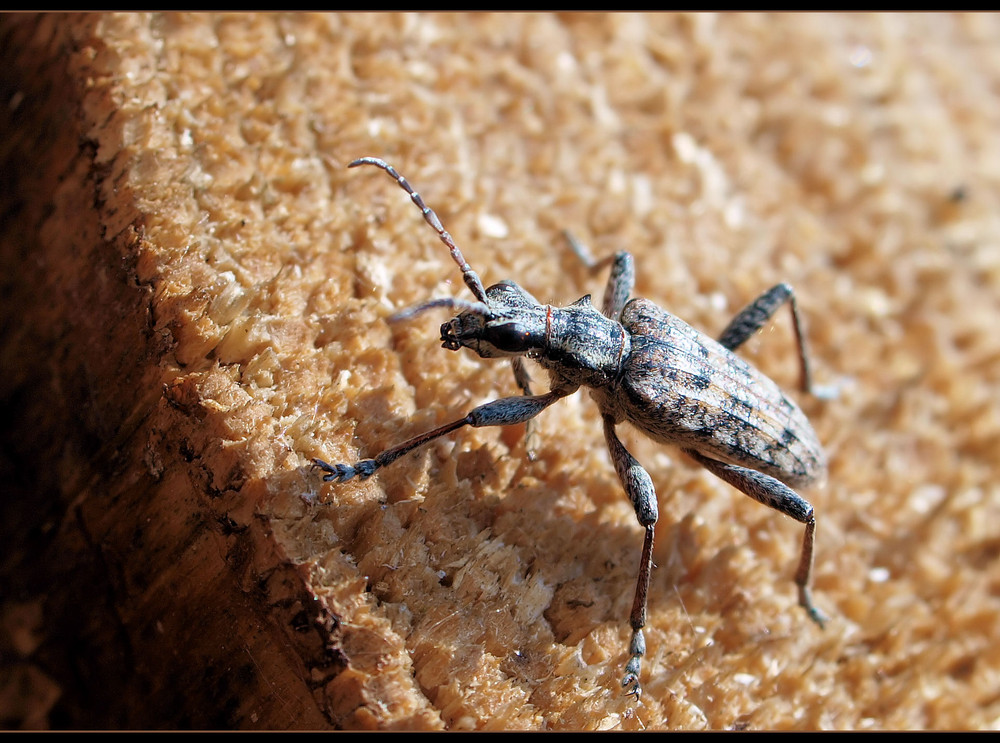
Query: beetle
313 157 832 698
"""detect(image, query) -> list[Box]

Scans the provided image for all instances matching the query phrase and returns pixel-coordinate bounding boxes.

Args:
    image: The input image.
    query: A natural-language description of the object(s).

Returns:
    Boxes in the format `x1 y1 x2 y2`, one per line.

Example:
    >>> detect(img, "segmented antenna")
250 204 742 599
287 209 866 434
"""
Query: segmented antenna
389 297 492 323
348 157 488 303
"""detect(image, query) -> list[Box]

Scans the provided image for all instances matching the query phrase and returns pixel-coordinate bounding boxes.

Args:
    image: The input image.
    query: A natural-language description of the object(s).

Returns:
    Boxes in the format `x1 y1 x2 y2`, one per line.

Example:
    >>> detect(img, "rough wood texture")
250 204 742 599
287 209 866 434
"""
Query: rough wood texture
2 12 999 731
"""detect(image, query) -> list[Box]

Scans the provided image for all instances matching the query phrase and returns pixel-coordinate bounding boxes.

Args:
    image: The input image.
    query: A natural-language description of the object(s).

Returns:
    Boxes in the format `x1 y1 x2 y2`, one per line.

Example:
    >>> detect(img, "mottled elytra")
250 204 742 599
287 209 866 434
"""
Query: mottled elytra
313 156 833 699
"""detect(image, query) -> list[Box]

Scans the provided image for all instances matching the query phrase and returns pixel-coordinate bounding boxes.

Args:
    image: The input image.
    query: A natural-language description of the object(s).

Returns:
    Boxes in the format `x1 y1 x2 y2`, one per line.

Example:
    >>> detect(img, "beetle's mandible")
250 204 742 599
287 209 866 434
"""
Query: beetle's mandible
313 156 833 699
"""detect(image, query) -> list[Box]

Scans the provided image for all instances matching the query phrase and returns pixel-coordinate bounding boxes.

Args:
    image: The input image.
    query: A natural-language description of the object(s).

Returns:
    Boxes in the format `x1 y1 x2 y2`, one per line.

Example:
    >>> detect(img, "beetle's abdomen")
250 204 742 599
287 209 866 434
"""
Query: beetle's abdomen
613 299 825 487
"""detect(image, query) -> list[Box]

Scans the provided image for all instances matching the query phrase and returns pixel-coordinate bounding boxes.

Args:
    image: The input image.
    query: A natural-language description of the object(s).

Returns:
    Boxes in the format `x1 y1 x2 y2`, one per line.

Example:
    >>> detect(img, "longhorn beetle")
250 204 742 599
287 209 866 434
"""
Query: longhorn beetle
314 157 832 698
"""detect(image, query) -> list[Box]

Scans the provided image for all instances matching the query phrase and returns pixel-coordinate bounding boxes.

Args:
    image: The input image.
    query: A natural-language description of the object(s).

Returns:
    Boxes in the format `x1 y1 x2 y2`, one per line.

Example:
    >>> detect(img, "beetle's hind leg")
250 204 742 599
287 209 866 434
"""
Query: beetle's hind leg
684 449 828 628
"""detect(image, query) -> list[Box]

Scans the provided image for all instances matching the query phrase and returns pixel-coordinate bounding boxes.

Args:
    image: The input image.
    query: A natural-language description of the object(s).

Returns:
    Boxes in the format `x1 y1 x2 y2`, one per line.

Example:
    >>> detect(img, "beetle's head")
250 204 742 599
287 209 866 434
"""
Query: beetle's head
439 280 546 358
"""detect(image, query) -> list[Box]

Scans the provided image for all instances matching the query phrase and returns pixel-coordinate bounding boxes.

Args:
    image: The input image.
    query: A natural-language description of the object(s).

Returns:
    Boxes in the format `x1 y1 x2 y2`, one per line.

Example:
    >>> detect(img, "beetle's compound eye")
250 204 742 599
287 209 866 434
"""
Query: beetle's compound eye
484 320 536 353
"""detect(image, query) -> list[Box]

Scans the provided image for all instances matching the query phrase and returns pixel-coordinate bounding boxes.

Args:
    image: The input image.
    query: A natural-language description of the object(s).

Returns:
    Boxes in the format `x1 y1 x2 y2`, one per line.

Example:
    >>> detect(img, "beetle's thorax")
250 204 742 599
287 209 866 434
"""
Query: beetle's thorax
535 295 630 389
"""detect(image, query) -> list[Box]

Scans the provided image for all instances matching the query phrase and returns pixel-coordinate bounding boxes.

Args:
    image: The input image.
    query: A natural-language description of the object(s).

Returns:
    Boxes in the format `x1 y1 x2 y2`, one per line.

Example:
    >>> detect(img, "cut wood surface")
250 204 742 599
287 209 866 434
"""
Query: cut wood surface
2 12 999 730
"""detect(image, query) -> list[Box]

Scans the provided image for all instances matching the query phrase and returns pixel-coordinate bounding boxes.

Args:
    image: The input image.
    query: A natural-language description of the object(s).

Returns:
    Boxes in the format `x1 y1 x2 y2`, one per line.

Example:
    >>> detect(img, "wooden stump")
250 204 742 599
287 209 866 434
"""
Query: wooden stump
3 12 1000 731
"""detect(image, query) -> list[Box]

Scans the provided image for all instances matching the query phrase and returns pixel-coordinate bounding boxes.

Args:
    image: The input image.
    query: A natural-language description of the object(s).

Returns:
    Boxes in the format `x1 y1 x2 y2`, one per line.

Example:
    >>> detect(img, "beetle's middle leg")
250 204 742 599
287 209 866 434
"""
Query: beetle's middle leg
717 282 836 399
684 448 828 628
603 415 659 698
314 389 569 483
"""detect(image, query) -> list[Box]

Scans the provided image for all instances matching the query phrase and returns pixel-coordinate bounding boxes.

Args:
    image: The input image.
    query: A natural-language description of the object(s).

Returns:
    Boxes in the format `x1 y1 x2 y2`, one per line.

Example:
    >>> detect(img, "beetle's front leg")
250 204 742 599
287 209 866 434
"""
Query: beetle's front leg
313 388 570 483
597 251 634 322
562 231 634 321
684 449 828 628
511 357 543 460
603 415 659 699
717 283 836 400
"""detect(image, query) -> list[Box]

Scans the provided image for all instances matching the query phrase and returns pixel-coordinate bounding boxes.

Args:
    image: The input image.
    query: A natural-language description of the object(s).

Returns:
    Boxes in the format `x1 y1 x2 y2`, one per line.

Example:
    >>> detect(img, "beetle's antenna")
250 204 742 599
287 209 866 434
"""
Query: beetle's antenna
389 297 492 323
349 157 489 304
